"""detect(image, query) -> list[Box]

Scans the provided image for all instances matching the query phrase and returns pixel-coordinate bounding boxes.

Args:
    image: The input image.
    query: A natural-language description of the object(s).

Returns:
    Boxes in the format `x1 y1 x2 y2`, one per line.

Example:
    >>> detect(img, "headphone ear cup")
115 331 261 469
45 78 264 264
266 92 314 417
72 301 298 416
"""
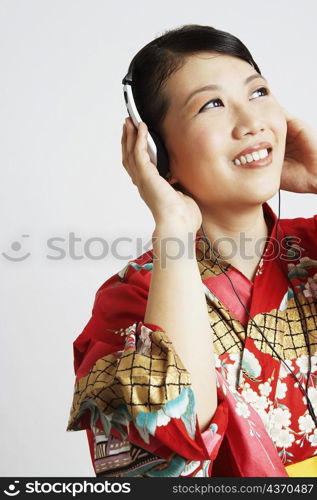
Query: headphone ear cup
149 129 170 179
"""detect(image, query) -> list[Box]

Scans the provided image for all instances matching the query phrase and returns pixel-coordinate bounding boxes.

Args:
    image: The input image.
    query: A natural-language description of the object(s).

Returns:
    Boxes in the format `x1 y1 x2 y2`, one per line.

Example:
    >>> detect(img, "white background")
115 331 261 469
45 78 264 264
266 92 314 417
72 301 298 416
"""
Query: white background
0 0 316 476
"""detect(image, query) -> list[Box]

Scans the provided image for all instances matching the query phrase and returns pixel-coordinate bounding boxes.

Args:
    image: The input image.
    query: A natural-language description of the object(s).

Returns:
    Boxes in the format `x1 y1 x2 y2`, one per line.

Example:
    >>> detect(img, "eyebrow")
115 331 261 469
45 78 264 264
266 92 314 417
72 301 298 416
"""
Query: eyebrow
183 73 268 107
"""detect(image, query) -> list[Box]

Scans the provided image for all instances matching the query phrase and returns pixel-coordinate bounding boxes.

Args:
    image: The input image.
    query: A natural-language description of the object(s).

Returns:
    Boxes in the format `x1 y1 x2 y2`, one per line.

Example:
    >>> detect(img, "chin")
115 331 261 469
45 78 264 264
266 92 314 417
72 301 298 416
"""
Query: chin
263 185 280 201
248 173 281 201
242 185 279 206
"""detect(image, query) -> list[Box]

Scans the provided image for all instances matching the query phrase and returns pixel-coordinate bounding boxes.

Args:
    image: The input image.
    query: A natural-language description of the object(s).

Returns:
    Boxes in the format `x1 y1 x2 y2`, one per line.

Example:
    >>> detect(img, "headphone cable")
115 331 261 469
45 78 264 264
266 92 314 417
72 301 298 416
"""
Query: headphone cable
200 192 317 426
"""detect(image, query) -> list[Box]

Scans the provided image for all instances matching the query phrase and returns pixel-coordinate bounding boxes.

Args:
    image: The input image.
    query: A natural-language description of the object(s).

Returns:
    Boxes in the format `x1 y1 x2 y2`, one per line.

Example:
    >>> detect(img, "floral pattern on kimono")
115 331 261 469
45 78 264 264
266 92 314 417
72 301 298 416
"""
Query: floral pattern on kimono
67 202 317 476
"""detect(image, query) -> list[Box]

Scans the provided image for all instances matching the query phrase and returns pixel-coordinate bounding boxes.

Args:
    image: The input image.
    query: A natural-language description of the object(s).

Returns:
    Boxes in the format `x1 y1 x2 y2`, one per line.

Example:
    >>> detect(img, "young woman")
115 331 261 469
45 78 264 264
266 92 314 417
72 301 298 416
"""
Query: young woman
67 24 317 477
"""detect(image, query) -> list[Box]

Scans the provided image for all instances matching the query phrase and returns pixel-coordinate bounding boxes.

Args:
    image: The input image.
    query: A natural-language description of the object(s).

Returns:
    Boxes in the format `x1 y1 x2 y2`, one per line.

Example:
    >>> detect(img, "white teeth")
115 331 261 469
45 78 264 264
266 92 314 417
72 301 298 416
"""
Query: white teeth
258 148 269 159
233 148 270 165
246 153 253 162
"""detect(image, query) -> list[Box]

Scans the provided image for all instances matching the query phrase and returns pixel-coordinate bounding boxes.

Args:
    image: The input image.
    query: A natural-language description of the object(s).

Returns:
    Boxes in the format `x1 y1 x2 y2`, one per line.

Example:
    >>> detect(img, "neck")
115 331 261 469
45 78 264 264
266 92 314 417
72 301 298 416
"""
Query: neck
198 203 269 282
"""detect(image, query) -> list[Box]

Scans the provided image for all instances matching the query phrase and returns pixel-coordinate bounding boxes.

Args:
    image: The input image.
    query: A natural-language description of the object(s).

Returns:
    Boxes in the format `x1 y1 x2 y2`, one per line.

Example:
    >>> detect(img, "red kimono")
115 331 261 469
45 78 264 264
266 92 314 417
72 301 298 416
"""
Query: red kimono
66 201 317 477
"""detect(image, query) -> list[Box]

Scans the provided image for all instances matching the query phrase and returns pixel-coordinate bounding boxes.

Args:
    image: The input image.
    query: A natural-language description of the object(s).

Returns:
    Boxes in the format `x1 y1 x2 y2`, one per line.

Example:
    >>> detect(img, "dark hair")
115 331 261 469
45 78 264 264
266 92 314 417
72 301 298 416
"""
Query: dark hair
126 24 261 138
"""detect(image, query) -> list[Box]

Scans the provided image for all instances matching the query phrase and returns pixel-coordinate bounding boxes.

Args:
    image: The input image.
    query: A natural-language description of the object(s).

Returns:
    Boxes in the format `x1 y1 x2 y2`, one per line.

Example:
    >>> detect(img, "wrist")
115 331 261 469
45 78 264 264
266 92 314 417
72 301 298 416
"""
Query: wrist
152 225 197 264
152 224 197 245
153 215 197 235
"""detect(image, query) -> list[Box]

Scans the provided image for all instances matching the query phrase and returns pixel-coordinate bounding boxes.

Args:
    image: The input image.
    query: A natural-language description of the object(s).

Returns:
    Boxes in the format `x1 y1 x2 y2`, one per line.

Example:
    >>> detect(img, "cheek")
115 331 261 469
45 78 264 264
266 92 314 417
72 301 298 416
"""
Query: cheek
269 113 287 170
169 129 206 170
274 117 287 151
268 104 287 138
274 110 287 133
186 125 225 158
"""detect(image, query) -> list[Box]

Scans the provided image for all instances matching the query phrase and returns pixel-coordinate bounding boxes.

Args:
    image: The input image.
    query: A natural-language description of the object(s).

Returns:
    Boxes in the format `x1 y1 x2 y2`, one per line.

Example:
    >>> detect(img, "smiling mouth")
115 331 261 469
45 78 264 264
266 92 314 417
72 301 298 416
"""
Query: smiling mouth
232 148 273 168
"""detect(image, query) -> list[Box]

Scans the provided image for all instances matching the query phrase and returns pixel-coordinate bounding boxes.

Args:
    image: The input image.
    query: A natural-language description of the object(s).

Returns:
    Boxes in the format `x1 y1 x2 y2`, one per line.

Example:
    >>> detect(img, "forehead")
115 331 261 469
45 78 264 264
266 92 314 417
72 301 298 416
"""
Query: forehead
164 52 254 106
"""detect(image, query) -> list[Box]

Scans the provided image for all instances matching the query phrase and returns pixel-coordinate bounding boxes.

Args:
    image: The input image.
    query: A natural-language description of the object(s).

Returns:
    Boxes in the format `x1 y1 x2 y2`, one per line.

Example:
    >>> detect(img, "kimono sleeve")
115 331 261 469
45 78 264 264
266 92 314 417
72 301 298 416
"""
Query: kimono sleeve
66 262 228 476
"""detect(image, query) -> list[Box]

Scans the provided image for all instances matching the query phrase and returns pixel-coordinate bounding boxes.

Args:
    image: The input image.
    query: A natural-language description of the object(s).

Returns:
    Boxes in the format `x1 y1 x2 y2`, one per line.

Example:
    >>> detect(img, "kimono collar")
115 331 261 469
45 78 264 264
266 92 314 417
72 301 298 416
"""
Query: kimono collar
195 201 281 280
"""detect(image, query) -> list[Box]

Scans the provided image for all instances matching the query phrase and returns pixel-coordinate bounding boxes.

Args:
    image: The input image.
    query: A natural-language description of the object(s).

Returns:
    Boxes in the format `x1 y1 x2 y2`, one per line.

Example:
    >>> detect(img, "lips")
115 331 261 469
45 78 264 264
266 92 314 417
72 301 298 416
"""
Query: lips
233 142 273 162
234 148 273 168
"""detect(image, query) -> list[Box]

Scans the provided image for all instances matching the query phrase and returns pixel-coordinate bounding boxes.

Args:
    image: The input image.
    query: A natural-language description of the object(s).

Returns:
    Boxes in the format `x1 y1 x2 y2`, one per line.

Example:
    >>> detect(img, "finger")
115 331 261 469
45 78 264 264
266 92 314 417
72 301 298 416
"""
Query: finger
121 122 128 167
121 123 132 174
126 117 138 169
121 123 136 183
121 121 138 185
134 122 154 171
121 121 126 145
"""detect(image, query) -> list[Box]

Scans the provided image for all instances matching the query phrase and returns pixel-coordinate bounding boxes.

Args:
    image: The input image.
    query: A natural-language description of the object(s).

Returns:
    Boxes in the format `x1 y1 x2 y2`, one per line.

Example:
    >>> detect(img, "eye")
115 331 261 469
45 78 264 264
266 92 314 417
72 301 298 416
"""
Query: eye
199 98 224 113
250 86 269 99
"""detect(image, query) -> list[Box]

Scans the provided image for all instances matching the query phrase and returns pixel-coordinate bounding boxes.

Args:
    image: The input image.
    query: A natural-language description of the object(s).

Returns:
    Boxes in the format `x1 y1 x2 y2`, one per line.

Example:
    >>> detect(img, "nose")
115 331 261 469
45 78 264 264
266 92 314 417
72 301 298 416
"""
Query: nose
232 107 265 139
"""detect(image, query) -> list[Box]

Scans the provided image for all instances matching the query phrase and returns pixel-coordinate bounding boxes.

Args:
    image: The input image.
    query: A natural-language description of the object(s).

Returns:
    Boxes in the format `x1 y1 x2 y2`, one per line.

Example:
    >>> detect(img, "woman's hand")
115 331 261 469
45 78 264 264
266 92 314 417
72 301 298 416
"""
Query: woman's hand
280 109 317 194
121 117 202 232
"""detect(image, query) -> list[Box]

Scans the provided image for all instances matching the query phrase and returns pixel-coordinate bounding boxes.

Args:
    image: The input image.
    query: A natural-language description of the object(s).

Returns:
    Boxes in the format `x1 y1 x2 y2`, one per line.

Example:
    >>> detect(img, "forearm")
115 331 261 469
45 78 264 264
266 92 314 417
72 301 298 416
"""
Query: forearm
144 220 217 432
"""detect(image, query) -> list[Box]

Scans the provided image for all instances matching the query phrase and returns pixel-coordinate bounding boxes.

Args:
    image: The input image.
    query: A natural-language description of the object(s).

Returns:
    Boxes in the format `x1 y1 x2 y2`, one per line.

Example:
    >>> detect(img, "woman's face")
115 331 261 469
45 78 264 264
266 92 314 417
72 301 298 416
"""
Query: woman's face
160 52 287 210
